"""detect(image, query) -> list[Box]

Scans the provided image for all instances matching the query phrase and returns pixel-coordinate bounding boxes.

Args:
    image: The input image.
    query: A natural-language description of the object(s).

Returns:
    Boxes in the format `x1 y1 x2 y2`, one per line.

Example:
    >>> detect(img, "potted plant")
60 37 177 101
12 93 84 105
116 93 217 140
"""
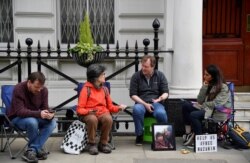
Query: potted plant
70 13 105 67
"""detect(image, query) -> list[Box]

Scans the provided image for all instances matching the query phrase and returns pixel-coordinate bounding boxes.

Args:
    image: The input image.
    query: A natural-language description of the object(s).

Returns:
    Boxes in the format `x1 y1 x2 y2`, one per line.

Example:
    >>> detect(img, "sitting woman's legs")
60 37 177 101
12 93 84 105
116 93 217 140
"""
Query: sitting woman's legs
83 114 98 144
182 101 197 133
189 110 205 135
98 113 113 145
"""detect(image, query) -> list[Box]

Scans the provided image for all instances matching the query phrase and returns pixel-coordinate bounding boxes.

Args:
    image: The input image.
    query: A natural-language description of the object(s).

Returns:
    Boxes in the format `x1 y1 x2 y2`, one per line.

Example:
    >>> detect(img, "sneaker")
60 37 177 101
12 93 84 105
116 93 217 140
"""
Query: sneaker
135 135 143 146
87 143 99 155
98 143 112 154
183 133 194 146
182 133 189 143
22 149 38 163
186 141 195 149
37 148 48 160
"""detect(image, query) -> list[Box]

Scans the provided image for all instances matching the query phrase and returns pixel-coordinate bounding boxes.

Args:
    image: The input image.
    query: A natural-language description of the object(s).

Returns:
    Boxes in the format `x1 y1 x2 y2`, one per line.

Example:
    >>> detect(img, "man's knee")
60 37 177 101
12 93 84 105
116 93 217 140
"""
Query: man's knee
26 118 39 129
133 104 145 115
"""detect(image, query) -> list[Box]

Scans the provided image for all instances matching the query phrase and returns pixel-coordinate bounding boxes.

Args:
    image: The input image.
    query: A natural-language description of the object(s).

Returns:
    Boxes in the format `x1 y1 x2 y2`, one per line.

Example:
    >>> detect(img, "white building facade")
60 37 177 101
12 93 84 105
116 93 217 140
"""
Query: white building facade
0 0 203 107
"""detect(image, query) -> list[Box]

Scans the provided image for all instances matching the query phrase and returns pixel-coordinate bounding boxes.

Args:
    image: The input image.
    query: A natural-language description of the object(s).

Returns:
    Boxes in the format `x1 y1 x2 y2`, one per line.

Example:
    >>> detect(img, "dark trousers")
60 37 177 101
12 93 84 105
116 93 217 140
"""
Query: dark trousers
182 101 205 135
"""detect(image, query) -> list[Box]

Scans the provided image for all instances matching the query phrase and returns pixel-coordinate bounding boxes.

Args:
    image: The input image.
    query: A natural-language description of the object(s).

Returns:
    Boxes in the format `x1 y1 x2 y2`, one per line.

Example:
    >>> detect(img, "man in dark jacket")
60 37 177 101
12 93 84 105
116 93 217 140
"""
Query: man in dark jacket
129 55 169 145
8 72 56 163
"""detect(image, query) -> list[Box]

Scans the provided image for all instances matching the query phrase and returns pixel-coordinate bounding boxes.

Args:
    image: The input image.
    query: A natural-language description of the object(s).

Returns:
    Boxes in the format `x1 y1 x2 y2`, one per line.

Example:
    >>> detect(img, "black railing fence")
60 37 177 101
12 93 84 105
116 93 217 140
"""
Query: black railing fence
0 19 176 135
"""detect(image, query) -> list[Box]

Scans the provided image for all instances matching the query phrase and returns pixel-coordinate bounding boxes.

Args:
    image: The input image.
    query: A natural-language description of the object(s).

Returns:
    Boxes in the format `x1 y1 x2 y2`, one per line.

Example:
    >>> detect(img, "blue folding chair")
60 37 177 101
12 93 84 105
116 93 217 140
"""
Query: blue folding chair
0 85 29 159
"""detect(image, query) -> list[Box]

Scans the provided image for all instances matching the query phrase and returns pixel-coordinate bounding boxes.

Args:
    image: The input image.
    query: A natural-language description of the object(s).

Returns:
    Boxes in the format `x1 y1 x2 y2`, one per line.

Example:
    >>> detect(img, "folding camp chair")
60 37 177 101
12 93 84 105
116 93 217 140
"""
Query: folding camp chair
0 85 29 159
204 82 235 147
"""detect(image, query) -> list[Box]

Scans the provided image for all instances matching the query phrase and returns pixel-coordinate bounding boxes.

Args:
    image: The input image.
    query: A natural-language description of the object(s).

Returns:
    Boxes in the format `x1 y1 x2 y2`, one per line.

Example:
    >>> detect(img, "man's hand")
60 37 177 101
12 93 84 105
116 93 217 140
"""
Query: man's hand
89 109 98 115
145 103 154 113
152 97 162 103
41 110 55 120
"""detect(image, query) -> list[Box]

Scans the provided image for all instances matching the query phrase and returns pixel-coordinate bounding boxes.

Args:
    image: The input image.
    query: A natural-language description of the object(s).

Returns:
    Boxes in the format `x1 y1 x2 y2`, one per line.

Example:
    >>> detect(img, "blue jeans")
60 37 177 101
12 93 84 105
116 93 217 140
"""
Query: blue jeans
132 103 167 136
12 117 56 152
182 101 205 135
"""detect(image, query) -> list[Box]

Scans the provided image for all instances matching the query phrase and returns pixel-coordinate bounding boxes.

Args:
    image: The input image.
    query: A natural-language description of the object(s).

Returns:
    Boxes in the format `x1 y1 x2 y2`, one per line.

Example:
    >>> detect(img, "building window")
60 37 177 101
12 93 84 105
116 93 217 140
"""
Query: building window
60 0 114 44
0 0 13 42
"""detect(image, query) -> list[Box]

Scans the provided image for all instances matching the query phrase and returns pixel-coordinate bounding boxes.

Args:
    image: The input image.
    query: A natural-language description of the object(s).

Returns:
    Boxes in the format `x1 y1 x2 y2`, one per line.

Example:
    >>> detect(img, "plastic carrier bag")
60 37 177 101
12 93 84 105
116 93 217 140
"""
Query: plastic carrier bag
228 124 250 149
61 120 88 154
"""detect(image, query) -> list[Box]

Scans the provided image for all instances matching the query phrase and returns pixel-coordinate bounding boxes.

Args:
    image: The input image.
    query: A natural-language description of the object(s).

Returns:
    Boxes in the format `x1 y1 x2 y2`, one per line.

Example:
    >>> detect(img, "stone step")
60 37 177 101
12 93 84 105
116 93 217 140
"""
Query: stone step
234 101 250 110
234 121 250 131
234 116 250 122
234 92 250 102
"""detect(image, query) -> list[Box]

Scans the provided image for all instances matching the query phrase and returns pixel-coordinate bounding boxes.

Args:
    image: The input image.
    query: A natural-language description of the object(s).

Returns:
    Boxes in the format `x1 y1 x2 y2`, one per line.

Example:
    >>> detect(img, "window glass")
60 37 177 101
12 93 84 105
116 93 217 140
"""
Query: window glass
0 0 13 42
60 0 114 44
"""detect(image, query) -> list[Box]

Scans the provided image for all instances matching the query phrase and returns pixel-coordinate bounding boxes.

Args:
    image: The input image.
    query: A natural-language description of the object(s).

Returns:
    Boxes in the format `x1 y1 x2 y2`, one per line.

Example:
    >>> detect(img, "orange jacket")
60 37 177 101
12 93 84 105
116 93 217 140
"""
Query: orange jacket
76 82 119 117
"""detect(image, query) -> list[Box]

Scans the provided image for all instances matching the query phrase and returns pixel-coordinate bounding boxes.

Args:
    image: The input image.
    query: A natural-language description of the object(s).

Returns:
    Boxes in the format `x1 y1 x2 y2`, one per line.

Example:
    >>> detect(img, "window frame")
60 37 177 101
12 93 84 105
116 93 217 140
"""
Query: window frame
56 0 117 49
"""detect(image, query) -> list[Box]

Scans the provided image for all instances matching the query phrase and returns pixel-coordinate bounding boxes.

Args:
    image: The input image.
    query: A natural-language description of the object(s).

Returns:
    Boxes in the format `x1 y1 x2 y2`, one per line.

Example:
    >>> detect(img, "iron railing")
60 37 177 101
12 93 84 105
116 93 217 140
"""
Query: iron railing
0 19 174 135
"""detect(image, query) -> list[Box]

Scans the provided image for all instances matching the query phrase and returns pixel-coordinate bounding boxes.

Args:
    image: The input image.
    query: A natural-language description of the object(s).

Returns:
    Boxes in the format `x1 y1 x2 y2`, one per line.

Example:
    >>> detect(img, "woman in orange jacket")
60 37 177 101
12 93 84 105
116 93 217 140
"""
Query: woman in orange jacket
77 64 127 155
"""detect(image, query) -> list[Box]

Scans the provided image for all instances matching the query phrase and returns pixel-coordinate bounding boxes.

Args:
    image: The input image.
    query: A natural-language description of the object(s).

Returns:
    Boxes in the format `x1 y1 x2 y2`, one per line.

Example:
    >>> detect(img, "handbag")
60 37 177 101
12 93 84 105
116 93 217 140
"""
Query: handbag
61 120 88 154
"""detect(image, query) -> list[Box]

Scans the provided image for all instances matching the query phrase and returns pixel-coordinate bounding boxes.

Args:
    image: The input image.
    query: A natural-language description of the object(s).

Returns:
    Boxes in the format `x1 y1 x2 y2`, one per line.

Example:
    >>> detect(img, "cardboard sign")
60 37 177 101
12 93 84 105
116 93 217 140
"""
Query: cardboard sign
195 134 217 153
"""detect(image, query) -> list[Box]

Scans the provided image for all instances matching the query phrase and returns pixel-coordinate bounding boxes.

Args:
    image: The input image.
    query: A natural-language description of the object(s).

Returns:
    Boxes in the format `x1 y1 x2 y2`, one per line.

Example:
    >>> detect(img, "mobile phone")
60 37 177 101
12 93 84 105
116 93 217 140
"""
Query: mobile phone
49 110 55 113
150 105 154 111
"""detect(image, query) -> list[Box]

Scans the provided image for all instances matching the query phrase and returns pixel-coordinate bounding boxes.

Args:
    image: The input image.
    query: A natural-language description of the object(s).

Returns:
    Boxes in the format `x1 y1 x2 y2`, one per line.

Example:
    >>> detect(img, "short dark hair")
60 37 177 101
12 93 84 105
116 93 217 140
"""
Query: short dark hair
87 64 106 83
27 71 46 85
141 55 156 67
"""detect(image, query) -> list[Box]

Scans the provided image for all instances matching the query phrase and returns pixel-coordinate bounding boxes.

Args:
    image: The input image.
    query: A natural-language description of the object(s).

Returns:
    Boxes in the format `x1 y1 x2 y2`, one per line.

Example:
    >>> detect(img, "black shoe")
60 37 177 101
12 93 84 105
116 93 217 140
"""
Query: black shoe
98 143 112 154
135 135 143 146
37 148 48 160
87 143 99 155
22 149 38 163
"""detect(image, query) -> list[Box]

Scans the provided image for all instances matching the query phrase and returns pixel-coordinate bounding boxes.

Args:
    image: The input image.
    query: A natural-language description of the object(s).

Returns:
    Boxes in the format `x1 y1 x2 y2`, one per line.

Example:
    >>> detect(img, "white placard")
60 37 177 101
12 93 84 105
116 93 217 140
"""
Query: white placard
195 134 217 153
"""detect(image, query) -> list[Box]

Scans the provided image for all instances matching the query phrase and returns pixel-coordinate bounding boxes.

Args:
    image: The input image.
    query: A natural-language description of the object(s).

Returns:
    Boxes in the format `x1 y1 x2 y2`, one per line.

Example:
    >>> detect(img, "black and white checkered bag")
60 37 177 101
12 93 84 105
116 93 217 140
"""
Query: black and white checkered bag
61 120 88 154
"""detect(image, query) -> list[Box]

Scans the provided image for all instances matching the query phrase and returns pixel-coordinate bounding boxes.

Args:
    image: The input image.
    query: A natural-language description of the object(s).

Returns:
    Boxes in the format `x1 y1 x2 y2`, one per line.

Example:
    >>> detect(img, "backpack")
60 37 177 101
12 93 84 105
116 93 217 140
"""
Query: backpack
86 86 109 99
228 124 250 149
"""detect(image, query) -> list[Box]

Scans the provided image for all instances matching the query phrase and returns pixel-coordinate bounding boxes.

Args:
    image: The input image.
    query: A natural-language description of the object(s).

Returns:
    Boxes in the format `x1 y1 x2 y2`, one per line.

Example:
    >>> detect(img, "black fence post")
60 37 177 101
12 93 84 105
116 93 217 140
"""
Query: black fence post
25 38 33 75
135 41 139 72
17 40 22 82
143 38 150 55
37 41 41 71
153 18 160 70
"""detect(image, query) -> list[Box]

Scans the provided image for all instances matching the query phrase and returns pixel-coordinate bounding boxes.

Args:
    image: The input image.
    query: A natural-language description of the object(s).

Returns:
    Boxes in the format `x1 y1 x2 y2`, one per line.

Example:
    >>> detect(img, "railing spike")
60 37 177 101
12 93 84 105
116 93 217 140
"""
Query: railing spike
57 40 60 49
152 18 160 29
47 40 51 49
67 42 70 50
47 40 51 57
106 42 110 49
67 42 71 57
116 40 119 49
17 40 21 49
37 40 41 50
125 41 129 57
135 40 138 49
57 40 61 57
126 40 129 49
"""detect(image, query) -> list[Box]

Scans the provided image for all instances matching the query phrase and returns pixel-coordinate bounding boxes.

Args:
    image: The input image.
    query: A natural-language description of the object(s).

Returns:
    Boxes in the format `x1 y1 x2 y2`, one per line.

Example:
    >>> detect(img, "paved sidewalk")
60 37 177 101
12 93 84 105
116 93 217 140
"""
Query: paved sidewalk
0 136 249 163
